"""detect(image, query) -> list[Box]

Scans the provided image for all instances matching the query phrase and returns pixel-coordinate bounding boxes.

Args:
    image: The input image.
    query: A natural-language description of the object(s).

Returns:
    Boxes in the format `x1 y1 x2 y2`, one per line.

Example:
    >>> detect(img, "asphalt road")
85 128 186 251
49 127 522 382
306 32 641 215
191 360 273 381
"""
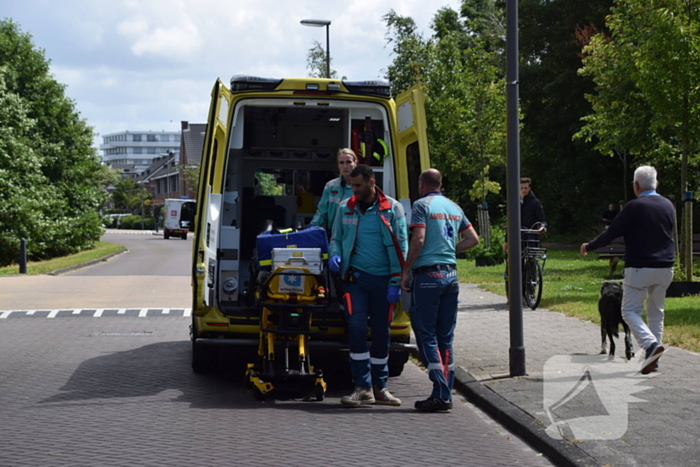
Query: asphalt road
69 231 192 277
0 231 555 466
0 232 192 310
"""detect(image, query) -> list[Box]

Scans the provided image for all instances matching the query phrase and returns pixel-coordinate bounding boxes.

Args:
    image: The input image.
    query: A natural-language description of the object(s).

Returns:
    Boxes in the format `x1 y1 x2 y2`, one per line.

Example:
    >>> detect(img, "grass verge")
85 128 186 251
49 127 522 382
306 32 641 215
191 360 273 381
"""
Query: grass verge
0 241 126 276
457 248 700 353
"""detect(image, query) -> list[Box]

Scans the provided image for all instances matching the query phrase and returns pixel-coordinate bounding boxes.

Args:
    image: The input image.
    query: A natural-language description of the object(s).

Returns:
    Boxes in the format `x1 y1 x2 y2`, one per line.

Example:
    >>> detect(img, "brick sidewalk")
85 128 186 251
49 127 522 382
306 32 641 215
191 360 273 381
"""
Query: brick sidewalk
452 283 700 466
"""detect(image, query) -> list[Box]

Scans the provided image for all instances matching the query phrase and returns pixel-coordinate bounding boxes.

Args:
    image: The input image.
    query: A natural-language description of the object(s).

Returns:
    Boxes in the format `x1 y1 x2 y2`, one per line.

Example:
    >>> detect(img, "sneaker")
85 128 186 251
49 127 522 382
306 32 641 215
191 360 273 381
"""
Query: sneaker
641 342 664 375
341 387 375 406
414 397 453 411
373 386 402 406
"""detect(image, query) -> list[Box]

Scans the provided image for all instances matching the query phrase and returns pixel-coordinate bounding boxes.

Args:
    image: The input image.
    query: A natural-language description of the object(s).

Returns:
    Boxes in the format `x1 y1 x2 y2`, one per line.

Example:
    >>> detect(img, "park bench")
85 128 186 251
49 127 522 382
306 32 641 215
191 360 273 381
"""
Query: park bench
594 237 626 278
595 234 700 277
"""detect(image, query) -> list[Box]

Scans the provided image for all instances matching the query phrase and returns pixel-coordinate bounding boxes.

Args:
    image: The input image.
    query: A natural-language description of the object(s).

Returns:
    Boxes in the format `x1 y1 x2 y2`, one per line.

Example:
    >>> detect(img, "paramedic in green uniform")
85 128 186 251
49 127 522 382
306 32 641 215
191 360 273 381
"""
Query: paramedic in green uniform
310 148 357 232
400 169 479 411
329 165 407 406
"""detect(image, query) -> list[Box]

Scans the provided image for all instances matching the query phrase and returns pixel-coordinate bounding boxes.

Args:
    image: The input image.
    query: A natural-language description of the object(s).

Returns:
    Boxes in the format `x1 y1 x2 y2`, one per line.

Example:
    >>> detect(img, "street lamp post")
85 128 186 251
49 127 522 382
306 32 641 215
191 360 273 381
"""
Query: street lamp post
300 19 331 78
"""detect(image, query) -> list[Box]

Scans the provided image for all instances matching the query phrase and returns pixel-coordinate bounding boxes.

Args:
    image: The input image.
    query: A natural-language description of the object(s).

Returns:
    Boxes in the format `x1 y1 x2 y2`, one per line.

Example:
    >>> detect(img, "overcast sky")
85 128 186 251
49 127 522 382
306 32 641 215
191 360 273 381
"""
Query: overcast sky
3 0 461 152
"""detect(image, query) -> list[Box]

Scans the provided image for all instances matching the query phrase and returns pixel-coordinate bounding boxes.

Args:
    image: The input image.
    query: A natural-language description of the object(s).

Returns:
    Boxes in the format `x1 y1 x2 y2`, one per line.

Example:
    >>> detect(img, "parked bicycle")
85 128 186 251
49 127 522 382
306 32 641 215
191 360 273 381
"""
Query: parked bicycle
504 222 547 310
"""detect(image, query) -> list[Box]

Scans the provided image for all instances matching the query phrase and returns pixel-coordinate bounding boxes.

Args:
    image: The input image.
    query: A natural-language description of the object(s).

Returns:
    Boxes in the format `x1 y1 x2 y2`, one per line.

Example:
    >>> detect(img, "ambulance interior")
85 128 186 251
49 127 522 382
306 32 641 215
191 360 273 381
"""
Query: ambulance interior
218 101 393 310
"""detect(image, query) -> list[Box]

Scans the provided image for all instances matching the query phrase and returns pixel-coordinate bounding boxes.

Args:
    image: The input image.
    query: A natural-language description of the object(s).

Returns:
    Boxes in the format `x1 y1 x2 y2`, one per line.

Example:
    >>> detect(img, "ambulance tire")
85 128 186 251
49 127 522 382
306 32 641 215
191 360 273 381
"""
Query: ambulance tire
164 231 170 240
192 344 217 373
388 363 405 377
181 232 187 240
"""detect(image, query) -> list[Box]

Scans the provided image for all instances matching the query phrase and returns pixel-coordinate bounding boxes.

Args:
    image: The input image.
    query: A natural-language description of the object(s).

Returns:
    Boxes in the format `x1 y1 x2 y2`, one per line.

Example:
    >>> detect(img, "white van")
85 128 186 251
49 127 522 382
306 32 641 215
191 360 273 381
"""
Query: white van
190 76 430 375
163 198 196 240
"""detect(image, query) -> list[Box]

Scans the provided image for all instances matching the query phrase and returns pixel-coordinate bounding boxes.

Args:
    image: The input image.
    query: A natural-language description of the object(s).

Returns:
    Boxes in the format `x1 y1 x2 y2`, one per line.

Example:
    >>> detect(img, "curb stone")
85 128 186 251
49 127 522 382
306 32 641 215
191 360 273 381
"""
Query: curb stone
409 348 599 467
453 366 599 467
48 249 127 276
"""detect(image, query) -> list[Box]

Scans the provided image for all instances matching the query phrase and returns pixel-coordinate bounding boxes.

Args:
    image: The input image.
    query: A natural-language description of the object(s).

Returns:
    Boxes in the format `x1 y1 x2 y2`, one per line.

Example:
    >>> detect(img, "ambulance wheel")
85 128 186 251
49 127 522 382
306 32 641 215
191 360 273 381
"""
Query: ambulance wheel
192 341 216 373
253 386 266 401
388 363 405 377
315 384 325 402
164 231 170 240
181 232 187 240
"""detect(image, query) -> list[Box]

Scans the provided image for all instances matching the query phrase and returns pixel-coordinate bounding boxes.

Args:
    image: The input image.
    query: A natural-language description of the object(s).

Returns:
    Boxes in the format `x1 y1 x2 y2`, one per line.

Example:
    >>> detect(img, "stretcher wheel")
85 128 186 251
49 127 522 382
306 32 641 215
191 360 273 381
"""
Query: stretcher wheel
315 383 325 401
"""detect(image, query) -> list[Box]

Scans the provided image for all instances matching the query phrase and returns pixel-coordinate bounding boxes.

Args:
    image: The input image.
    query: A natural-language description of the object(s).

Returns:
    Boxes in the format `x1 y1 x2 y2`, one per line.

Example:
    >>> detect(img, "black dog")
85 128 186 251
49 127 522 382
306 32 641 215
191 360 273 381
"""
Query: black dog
598 282 634 360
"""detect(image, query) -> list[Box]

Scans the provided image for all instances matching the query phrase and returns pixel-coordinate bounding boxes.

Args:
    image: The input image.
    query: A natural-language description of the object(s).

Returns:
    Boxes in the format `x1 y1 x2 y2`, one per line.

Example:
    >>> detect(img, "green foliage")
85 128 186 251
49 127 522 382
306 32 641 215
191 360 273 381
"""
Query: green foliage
182 163 200 198
578 0 700 275
255 171 283 196
110 178 152 214
468 174 501 203
116 215 154 230
461 223 506 263
383 7 506 210
305 40 343 79
518 0 619 232
0 19 105 266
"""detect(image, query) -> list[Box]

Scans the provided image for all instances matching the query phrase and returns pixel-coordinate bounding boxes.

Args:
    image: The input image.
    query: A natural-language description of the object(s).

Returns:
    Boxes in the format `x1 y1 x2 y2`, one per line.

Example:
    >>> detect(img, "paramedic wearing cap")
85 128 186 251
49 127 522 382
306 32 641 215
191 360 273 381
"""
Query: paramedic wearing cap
329 164 407 407
310 148 357 232
400 169 479 411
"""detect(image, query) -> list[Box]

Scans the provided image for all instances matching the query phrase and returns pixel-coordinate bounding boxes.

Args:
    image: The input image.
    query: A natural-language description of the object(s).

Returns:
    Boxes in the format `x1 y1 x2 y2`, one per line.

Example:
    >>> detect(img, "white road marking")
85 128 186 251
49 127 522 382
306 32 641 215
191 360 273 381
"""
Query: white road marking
0 308 190 319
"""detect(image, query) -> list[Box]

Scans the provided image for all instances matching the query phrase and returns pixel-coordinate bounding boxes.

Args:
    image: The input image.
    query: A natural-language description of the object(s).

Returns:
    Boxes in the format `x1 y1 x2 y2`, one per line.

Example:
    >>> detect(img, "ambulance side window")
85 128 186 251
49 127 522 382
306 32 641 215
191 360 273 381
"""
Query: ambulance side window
405 141 421 203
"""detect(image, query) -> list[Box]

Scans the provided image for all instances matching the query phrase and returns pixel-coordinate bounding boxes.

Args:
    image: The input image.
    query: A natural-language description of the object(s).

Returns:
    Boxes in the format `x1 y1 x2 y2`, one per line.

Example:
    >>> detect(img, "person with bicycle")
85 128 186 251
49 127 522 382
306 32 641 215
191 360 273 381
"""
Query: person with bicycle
504 178 548 308
503 177 547 251
400 169 479 411
520 177 547 232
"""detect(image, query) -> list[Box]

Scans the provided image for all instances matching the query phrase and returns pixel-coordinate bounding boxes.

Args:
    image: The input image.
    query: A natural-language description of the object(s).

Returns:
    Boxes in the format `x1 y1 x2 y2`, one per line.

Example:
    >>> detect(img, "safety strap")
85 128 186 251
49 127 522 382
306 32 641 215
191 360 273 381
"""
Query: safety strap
378 213 406 269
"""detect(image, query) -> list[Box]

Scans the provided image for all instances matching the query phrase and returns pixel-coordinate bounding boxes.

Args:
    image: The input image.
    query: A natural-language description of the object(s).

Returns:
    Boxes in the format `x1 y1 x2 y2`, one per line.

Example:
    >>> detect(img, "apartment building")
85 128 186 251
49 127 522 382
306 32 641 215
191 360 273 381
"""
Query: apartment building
100 130 181 165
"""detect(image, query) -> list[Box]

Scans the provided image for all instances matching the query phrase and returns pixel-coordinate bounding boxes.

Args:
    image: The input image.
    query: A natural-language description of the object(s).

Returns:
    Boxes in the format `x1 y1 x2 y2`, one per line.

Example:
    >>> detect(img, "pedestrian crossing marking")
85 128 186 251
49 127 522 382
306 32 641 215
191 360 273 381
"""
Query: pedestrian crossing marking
0 308 192 319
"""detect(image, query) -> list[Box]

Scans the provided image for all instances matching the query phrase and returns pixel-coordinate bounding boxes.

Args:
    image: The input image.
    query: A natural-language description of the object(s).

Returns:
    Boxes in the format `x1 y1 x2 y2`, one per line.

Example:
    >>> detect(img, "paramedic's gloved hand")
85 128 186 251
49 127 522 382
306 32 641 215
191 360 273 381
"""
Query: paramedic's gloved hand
329 255 341 272
387 285 401 304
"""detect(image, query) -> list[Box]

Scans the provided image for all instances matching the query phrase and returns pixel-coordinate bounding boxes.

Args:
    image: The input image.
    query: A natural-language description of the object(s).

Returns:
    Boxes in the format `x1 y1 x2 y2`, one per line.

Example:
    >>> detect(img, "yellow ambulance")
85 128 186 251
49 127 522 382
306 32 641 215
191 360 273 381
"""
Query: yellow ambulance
190 76 430 376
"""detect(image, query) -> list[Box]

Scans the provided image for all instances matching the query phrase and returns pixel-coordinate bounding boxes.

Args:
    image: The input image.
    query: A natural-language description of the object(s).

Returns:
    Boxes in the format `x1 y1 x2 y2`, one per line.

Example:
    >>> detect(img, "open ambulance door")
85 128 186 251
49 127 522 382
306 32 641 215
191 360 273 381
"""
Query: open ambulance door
395 85 430 216
193 79 231 314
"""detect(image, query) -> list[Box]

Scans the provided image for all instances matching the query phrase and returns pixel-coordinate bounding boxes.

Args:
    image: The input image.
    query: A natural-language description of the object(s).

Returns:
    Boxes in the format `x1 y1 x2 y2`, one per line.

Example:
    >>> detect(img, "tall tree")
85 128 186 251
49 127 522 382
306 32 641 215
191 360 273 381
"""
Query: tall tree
578 0 700 278
0 19 105 266
305 40 342 79
384 7 506 213
518 0 616 233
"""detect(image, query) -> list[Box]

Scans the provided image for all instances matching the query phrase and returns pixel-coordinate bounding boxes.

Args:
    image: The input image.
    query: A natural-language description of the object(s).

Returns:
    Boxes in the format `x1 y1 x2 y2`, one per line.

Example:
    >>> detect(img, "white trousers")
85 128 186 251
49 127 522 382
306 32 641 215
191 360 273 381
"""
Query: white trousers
621 267 673 350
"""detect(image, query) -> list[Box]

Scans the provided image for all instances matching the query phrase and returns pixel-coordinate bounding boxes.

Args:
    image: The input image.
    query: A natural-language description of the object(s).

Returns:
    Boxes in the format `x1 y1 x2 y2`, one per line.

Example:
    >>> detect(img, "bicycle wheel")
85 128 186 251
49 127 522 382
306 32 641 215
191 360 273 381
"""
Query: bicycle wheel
523 258 543 310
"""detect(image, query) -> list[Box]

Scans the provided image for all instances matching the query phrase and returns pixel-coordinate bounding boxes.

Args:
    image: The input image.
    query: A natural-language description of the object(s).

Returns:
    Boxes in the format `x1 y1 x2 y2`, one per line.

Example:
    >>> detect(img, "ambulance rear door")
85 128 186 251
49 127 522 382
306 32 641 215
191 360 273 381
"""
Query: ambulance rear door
193 79 232 312
394 85 430 220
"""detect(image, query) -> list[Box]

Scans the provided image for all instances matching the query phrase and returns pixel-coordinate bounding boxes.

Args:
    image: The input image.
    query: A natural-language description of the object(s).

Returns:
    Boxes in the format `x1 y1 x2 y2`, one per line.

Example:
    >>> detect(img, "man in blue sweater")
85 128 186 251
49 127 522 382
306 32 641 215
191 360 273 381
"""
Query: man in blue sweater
580 166 675 374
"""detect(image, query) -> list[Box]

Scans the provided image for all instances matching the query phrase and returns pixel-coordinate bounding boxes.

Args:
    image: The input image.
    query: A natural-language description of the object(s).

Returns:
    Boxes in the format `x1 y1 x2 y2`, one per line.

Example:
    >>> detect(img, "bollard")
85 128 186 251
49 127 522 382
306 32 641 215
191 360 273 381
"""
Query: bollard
19 238 27 274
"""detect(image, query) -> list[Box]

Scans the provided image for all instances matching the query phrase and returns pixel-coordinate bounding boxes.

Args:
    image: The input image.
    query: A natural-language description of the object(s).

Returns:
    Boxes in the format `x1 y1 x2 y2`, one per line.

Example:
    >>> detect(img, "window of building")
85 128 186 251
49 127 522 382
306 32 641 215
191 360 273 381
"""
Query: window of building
147 134 157 142
133 148 143 154
147 148 156 154
133 134 142 142
160 135 169 142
